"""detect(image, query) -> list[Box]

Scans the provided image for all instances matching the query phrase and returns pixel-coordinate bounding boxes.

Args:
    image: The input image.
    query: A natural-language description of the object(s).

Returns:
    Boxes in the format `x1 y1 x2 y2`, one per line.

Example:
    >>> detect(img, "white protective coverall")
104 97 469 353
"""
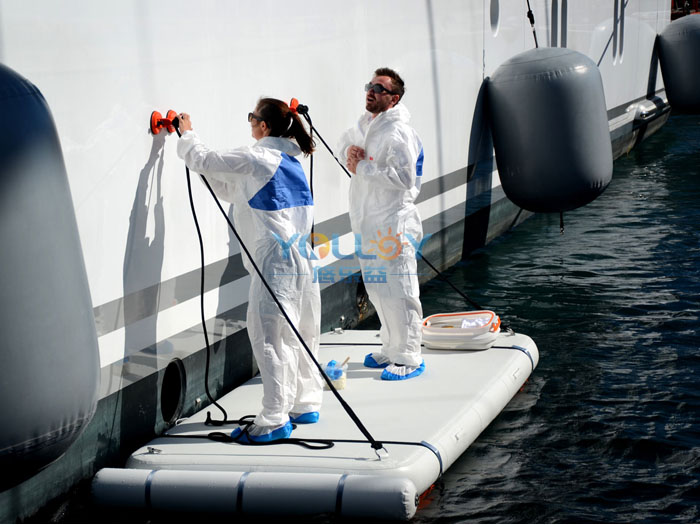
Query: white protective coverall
177 133 323 429
338 103 425 367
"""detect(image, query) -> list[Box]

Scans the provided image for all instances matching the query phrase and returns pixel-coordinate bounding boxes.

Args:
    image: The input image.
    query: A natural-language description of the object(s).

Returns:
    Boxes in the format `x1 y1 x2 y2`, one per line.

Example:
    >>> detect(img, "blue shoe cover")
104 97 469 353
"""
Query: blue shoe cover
363 352 390 368
381 360 425 381
231 421 293 443
289 411 319 424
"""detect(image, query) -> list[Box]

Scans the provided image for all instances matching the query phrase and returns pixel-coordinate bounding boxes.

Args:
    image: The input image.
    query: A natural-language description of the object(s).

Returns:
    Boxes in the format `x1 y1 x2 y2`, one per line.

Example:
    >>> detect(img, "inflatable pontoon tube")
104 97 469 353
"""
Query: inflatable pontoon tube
92 468 418 521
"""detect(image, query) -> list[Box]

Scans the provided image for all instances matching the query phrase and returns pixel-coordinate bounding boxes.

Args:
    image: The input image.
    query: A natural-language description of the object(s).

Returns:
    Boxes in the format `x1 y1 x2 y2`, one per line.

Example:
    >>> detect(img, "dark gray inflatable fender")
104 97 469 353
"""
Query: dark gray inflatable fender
658 15 700 113
487 48 613 213
0 63 99 490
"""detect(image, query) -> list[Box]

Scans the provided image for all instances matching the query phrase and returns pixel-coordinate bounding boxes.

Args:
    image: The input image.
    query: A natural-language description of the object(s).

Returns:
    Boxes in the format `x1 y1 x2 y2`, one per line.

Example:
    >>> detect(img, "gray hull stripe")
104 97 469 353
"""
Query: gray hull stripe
92 164 481 338
92 91 670 340
94 252 247 337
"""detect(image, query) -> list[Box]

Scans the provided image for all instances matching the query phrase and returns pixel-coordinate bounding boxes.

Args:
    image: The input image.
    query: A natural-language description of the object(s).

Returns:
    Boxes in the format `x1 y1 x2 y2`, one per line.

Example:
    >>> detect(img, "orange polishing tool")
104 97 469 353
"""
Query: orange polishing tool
150 109 179 134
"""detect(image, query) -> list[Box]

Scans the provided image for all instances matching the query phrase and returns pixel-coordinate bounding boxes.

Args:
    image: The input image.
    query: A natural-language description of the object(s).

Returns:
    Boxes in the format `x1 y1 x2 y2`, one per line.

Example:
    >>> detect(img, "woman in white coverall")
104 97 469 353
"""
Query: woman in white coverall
176 98 323 443
338 68 425 381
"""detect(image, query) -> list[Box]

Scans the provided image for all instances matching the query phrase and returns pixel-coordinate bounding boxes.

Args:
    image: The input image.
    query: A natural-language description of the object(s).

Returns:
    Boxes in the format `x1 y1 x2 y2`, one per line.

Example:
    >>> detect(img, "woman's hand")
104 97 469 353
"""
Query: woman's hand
178 112 193 132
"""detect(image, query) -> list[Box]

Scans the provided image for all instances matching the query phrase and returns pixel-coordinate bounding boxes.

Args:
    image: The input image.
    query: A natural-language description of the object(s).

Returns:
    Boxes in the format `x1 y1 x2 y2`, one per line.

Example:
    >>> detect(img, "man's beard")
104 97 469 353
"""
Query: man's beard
366 97 390 114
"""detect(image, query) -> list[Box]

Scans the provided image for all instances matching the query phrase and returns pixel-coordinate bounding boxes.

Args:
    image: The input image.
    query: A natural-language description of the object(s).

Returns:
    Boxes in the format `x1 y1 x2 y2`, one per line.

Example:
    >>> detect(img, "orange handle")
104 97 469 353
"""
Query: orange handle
490 316 501 332
150 109 179 135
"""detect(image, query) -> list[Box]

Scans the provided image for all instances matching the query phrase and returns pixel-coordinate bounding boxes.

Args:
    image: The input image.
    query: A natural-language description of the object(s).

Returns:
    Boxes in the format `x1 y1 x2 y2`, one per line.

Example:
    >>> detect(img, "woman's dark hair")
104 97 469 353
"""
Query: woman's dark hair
256 98 315 156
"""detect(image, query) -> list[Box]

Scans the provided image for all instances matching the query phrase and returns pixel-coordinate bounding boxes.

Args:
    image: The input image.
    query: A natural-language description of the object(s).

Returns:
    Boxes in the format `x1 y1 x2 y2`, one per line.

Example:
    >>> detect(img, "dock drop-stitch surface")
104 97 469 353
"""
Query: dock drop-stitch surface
93 328 538 520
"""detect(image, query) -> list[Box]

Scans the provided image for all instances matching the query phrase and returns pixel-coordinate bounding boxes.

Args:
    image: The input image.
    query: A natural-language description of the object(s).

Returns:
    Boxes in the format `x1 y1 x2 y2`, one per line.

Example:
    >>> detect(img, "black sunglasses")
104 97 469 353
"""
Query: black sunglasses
365 82 397 95
248 112 264 123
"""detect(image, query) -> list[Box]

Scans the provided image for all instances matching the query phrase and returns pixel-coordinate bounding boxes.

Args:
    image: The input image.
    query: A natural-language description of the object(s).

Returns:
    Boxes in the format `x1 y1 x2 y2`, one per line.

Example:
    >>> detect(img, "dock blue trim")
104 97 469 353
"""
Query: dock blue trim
237 471 250 513
144 469 157 509
495 345 535 373
419 440 443 477
335 473 348 514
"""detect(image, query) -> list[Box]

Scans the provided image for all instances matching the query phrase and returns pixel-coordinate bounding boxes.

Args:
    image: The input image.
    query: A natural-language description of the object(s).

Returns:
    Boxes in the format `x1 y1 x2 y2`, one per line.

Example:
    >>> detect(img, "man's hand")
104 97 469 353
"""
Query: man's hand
346 145 366 174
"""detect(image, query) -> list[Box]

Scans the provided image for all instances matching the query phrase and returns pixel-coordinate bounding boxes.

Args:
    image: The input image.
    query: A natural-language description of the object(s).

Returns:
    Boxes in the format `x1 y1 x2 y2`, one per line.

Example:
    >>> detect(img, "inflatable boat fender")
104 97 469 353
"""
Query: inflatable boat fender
487 48 613 213
92 468 418 521
658 15 700 113
0 63 99 490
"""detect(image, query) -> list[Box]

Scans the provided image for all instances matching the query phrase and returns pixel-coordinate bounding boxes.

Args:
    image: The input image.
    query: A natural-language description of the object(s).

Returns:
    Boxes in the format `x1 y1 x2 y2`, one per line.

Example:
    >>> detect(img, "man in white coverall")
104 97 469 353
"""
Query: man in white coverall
176 98 323 442
338 67 425 380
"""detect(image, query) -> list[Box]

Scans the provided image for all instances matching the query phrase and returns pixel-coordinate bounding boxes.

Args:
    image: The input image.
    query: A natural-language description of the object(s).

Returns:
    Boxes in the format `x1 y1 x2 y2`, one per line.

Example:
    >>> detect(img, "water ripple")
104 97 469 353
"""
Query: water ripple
414 116 700 523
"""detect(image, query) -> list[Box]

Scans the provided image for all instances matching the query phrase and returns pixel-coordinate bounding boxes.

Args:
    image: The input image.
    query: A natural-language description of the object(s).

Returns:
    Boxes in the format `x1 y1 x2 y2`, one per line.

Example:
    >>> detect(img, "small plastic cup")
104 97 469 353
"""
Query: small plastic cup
323 360 348 390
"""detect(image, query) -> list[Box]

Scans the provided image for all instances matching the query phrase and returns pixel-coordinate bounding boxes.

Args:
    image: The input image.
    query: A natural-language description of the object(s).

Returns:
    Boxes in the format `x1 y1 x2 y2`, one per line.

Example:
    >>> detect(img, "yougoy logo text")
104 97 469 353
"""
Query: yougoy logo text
273 228 431 261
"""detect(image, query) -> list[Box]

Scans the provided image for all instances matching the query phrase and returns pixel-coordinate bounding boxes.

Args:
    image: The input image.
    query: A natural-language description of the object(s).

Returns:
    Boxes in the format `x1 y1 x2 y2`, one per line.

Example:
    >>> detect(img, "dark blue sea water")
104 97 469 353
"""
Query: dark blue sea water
412 114 700 523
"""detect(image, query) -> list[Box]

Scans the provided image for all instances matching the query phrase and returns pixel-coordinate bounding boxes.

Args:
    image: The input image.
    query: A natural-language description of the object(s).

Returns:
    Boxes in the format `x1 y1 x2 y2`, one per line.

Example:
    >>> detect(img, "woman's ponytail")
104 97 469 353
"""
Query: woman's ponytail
288 115 315 156
256 98 316 156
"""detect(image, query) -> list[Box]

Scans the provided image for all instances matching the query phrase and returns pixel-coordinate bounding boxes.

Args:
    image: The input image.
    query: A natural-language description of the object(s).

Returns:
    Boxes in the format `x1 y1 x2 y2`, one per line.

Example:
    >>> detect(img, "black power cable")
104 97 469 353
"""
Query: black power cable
160 430 444 476
181 134 229 425
297 104 353 179
151 112 230 425
526 0 540 48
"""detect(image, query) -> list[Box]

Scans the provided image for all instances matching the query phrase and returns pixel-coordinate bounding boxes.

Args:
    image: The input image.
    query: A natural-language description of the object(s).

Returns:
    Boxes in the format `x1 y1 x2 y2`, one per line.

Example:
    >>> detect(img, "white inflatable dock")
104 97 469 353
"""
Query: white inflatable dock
93 328 538 521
